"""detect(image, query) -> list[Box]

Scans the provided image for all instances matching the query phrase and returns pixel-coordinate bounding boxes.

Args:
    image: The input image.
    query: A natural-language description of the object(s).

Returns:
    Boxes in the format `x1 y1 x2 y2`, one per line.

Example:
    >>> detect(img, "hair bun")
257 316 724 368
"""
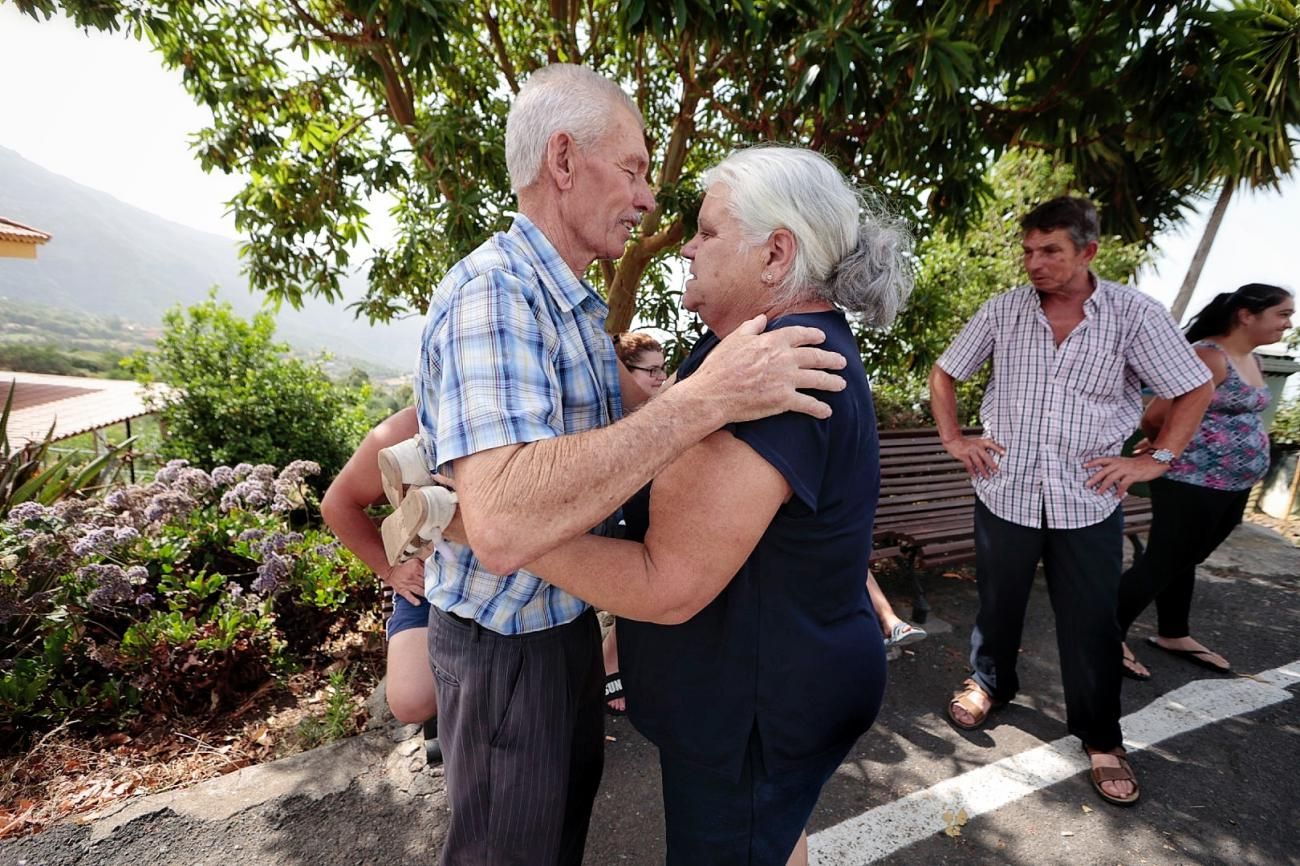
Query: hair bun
826 206 915 328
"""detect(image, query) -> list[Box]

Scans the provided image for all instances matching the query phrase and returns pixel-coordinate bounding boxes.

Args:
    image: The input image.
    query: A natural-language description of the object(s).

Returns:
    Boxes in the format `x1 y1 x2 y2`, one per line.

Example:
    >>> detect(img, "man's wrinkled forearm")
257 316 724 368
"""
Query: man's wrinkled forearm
455 383 727 576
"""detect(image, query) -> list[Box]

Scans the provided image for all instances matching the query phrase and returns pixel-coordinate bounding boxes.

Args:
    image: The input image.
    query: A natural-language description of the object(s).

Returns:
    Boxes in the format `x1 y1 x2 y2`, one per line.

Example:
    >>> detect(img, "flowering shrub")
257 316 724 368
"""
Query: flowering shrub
1272 399 1300 448
0 459 378 744
126 297 369 483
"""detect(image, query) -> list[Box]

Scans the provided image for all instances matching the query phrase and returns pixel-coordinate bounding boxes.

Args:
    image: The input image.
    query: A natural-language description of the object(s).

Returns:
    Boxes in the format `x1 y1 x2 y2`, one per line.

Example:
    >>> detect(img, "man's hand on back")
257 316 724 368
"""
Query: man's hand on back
686 314 848 422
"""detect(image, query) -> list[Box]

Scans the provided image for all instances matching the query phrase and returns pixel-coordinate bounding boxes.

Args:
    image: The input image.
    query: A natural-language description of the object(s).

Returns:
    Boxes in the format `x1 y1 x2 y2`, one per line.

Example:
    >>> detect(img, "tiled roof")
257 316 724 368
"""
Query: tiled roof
1 371 162 448
0 217 52 245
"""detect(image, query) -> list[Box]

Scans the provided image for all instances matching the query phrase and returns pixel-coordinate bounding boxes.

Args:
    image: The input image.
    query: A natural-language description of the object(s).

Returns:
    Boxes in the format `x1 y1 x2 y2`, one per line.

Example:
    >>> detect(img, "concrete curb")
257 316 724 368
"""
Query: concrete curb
79 721 433 841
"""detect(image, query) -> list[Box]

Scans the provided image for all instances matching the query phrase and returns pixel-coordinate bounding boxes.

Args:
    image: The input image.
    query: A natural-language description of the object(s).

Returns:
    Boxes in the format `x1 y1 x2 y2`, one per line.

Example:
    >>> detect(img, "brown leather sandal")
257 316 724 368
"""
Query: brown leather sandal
947 678 1004 730
1085 747 1140 807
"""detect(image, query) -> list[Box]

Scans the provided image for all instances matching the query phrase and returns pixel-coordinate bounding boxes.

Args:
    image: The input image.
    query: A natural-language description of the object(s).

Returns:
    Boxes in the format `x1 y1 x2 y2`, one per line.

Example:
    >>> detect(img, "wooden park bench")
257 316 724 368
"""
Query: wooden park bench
869 427 1154 622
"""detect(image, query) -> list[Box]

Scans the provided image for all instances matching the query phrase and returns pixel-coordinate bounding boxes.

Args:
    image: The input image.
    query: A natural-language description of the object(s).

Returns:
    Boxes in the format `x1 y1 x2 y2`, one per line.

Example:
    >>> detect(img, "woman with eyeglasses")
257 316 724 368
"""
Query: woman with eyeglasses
1117 283 1294 680
614 331 670 400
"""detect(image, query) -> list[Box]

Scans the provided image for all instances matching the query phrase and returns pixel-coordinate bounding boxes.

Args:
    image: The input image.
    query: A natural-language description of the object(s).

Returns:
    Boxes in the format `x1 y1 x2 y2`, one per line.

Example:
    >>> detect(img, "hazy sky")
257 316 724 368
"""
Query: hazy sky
2 6 1296 325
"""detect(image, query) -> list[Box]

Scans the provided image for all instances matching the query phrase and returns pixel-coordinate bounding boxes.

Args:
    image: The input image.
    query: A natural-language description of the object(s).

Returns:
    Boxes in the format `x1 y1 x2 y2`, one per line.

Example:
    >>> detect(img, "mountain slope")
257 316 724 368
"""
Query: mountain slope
0 145 424 373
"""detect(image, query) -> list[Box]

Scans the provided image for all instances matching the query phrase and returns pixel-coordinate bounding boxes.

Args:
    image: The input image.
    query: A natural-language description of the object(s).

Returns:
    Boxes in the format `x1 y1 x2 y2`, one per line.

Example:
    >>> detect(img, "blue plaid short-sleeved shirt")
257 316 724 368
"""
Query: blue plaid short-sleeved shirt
938 277 1210 530
415 214 624 634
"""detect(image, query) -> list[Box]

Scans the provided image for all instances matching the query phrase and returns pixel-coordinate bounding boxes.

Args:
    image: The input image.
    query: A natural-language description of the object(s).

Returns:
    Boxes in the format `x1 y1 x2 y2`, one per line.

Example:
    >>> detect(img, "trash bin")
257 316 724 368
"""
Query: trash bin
1258 352 1299 430
1259 447 1300 520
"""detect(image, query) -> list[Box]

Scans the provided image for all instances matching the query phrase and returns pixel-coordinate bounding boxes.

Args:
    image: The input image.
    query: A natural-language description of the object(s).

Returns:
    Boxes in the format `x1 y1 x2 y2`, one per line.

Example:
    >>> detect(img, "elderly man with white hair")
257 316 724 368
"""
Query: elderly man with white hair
522 144 913 866
409 65 849 865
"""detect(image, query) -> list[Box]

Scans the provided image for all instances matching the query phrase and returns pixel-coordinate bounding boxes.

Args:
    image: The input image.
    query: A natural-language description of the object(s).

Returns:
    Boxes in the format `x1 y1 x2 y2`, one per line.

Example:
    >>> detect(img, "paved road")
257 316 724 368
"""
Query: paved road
4 522 1297 866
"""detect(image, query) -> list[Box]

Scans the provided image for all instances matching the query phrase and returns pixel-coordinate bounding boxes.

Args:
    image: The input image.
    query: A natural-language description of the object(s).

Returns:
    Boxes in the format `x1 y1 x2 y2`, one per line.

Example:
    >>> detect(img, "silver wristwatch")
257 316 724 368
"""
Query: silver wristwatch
1150 448 1176 465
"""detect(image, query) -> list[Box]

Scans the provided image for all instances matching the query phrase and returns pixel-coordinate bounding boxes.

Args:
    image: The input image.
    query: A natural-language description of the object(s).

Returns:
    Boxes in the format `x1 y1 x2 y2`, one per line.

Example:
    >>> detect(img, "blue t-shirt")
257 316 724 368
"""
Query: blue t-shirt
618 311 887 780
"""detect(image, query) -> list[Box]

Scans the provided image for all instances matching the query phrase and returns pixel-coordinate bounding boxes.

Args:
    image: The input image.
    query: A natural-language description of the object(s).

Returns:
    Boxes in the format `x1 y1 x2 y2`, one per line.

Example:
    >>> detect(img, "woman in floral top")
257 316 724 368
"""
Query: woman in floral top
1118 283 1294 679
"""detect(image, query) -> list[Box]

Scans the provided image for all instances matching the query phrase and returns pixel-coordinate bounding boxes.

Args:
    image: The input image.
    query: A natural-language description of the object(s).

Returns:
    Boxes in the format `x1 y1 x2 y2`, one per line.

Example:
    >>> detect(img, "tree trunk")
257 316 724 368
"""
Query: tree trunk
604 220 686 333
605 254 648 334
1169 179 1235 324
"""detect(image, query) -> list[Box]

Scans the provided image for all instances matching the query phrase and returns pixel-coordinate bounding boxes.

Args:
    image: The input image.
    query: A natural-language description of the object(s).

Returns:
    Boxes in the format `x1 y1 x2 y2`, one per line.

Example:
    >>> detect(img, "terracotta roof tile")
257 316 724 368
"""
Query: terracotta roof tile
0 217 52 245
1 371 161 448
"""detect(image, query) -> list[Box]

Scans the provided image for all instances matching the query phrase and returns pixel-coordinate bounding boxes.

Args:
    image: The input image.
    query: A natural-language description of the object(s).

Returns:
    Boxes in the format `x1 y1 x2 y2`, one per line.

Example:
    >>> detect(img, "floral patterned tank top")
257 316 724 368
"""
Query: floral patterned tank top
1165 341 1272 491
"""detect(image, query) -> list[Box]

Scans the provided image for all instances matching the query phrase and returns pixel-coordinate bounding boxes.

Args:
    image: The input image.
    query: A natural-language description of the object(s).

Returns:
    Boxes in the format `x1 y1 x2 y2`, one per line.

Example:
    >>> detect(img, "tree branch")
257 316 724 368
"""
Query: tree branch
640 219 685 258
285 0 370 46
480 2 519 93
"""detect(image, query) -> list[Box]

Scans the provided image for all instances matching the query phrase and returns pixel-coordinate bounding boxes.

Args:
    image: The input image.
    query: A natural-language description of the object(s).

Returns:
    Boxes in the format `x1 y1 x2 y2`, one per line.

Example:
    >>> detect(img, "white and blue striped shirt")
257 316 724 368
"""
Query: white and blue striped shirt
416 214 624 634
938 277 1209 530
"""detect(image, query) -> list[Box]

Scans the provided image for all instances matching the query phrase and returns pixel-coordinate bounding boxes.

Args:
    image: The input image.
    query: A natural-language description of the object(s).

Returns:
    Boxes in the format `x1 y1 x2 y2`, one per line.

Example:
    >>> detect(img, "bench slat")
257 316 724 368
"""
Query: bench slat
871 428 1155 578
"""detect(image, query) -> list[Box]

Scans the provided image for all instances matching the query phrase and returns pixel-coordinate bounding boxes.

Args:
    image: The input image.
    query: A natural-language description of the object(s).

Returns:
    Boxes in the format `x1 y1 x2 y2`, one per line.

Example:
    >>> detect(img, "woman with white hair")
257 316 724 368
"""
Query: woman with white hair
520 144 913 865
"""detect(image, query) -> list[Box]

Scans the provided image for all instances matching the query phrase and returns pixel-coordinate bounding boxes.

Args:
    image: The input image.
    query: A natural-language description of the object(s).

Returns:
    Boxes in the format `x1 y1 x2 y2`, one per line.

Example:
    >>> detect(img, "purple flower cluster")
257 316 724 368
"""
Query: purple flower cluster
6 453 331 628
279 460 321 484
104 489 133 510
238 530 306 596
252 552 292 594
151 460 217 493
152 459 191 485
173 468 214 496
209 460 321 514
7 502 49 524
71 527 122 557
80 563 152 608
142 489 199 524
251 531 304 557
68 520 143 553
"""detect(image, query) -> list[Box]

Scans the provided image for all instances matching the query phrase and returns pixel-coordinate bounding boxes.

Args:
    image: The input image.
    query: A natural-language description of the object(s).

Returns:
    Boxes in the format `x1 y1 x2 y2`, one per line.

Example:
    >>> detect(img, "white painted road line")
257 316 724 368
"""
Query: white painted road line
809 659 1300 865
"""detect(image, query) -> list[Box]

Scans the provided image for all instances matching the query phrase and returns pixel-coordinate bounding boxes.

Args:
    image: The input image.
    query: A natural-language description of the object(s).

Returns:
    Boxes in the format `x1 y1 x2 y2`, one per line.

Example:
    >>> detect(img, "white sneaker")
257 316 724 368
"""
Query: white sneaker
382 485 458 566
378 437 434 508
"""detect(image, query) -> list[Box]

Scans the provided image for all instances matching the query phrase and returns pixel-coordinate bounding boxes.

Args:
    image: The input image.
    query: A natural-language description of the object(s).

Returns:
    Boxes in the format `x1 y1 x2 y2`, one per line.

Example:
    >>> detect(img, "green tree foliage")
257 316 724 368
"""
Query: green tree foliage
14 0 1297 336
863 150 1149 427
0 342 130 378
126 296 368 479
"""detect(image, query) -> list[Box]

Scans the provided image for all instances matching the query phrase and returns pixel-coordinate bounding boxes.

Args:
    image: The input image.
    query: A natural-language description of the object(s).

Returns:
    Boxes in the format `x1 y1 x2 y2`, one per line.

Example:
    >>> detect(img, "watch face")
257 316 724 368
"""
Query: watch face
1152 448 1175 464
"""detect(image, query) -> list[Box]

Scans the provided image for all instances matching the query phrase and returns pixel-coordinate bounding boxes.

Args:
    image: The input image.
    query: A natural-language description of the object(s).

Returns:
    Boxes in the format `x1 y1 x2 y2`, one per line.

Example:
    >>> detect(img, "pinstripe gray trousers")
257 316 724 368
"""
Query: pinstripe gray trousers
429 605 605 865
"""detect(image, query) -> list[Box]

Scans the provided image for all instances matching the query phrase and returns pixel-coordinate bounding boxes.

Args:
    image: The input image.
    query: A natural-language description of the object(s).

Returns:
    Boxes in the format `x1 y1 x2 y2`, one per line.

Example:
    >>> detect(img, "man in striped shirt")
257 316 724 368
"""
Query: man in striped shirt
929 196 1212 807
416 65 849 865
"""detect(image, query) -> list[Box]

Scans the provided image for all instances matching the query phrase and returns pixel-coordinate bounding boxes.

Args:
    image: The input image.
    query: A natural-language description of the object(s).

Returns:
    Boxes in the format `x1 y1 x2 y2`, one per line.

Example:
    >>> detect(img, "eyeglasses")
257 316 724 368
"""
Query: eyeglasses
626 363 668 378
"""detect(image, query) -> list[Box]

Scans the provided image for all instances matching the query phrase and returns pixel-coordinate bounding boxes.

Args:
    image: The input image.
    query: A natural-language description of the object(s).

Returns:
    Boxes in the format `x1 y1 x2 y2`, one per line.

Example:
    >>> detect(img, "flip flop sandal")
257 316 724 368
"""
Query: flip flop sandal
1085 746 1140 807
604 673 627 717
1143 637 1231 674
382 485 458 566
947 678 1004 730
1121 648 1151 681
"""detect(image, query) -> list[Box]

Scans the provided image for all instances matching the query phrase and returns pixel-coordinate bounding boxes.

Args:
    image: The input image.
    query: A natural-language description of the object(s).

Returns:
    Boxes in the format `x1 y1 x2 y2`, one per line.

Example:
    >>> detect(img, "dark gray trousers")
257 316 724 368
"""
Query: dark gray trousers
970 500 1125 750
429 606 605 866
